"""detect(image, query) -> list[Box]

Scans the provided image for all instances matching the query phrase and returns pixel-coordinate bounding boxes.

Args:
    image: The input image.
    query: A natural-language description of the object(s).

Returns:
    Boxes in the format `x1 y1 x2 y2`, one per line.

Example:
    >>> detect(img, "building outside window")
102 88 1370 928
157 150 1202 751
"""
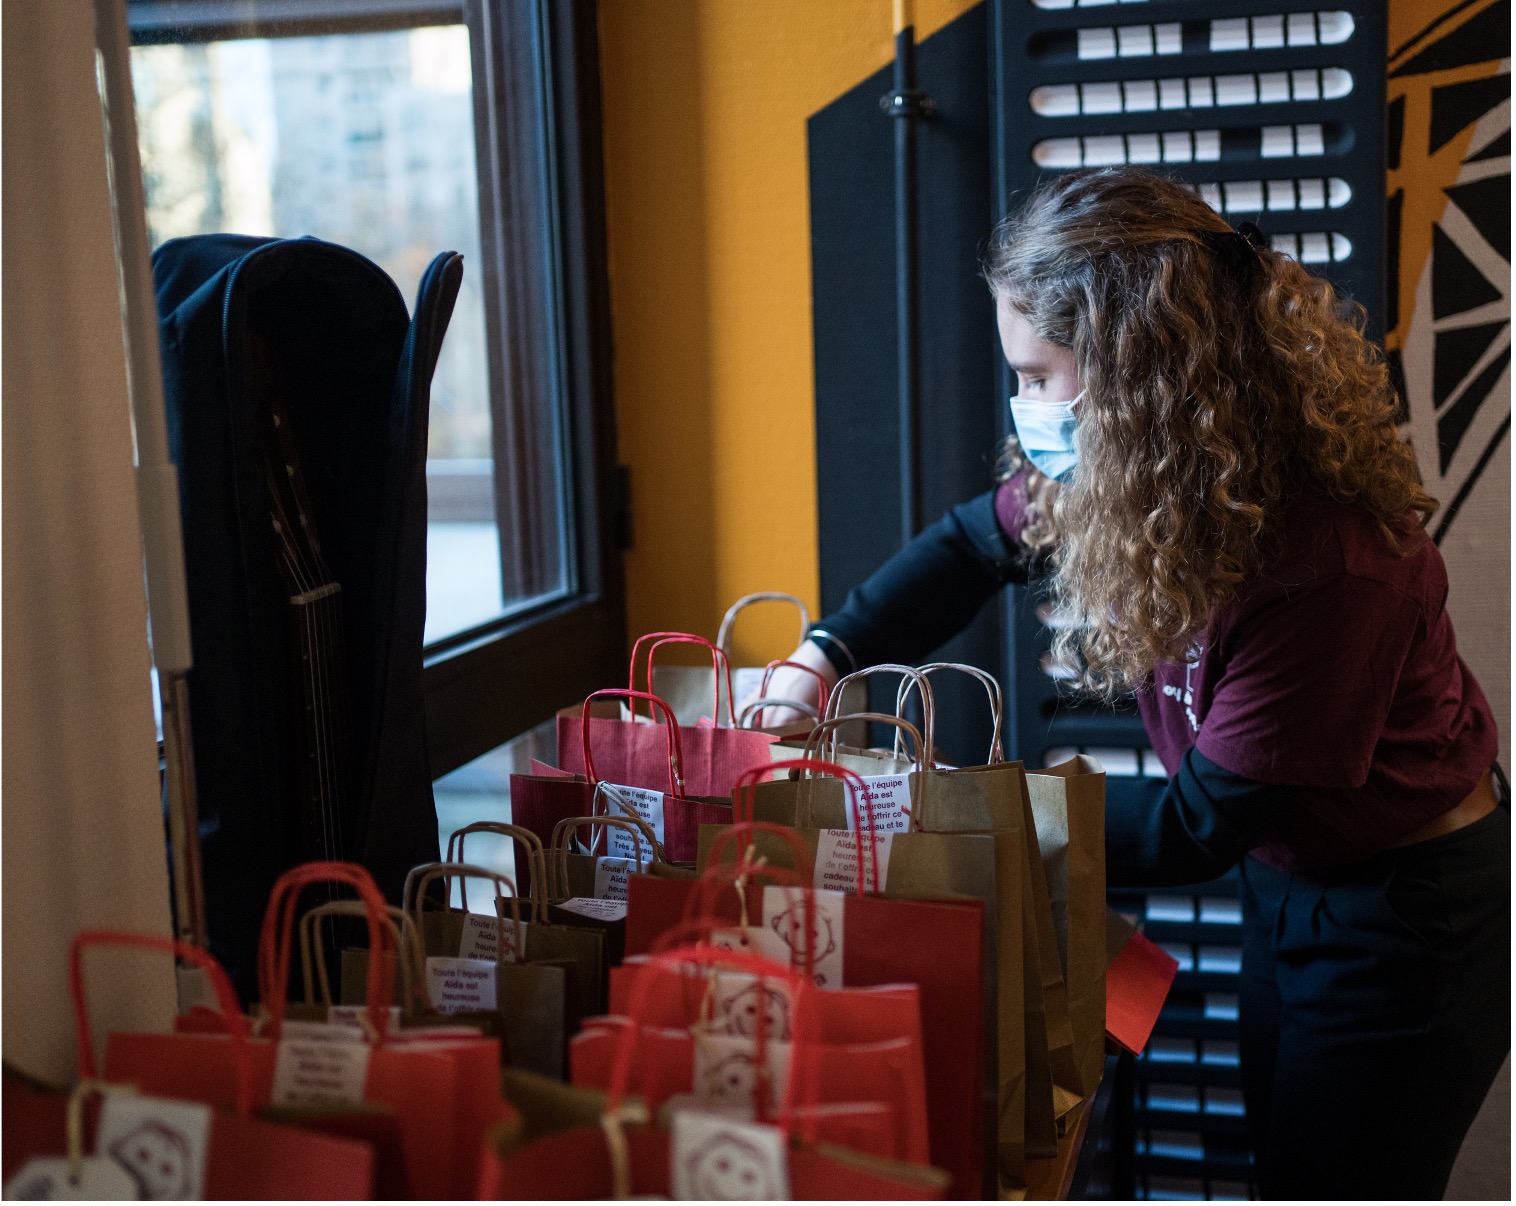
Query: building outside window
126 0 625 777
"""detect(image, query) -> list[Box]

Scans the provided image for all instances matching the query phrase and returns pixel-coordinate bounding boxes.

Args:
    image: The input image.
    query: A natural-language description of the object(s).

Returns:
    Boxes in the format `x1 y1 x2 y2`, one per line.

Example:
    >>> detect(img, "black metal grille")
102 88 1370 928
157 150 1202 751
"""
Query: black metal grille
991 3 1388 1197
992 0 1386 331
1111 870 1256 1200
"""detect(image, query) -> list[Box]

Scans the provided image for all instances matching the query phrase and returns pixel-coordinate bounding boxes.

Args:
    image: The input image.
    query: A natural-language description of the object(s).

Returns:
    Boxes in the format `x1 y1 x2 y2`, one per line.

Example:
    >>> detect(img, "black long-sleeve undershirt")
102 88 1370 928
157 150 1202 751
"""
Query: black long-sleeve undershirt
812 490 1030 671
811 487 1290 885
1105 747 1289 885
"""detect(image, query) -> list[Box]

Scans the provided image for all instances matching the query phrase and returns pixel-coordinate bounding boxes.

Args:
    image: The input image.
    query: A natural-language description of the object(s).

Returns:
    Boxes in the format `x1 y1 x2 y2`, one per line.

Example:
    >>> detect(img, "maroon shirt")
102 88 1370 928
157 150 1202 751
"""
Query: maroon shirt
996 479 1498 872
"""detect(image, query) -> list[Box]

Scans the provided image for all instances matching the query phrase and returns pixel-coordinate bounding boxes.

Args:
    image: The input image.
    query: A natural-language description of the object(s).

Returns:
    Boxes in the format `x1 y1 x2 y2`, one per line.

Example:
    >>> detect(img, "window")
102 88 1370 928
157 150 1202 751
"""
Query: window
127 0 625 773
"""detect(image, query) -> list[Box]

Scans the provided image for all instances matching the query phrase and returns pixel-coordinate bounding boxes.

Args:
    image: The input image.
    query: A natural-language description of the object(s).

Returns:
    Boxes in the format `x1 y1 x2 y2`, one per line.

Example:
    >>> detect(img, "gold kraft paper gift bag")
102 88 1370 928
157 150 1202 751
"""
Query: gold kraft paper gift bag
1027 755 1108 1094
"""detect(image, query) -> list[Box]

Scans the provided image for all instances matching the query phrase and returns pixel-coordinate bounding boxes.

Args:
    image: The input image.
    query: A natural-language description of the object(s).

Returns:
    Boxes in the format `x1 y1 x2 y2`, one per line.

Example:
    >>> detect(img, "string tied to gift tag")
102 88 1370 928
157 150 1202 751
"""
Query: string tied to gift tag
66 1080 138 1187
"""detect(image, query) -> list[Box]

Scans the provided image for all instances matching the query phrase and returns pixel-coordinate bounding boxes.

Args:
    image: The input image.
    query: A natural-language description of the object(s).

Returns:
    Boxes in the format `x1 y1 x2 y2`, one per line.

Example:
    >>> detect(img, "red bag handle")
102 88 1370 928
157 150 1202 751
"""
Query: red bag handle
605 941 821 1140
759 660 832 715
257 861 394 1043
70 931 253 1117
629 632 737 727
684 849 811 927
681 857 833 982
581 688 687 797
628 631 697 694
733 759 880 895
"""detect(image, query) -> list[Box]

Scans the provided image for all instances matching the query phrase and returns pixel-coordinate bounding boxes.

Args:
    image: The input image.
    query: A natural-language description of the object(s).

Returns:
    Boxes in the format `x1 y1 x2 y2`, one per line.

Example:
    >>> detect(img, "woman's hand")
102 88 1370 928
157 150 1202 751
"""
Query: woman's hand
737 639 840 729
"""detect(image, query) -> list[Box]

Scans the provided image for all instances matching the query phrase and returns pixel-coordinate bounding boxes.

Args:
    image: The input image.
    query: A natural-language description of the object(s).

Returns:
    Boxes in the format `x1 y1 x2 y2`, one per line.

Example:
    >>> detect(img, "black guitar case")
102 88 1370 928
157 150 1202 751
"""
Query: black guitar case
153 234 463 996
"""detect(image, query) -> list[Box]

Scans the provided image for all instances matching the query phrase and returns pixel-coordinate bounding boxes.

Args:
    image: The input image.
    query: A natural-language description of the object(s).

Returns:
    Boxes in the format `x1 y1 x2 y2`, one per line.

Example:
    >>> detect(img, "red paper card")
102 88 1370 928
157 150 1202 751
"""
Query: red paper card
1105 928 1179 1056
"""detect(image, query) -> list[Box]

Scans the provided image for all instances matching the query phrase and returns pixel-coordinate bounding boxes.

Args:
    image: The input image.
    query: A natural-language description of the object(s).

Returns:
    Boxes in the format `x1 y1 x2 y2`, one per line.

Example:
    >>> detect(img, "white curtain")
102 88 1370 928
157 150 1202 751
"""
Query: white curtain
2 0 176 1084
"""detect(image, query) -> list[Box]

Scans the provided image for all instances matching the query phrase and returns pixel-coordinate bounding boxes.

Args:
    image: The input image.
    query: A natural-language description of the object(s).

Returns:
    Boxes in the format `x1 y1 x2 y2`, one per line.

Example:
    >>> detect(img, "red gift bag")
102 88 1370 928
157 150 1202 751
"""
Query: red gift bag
62 931 378 1199
568 1020 912 1162
1105 916 1179 1056
515 688 732 865
506 771 594 893
574 915 931 1163
106 863 504 1200
628 760 989 1198
260 863 514 1200
478 943 950 1199
630 632 739 724
571 688 735 861
557 676 777 798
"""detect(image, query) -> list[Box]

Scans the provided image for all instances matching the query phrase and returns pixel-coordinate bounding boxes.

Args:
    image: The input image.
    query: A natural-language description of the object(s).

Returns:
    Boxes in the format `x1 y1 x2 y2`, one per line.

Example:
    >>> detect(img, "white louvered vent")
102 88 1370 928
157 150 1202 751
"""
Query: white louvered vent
1033 121 1329 168
1065 12 1354 59
1031 68 1351 116
1210 11 1354 49
1193 176 1352 212
1076 22 1184 59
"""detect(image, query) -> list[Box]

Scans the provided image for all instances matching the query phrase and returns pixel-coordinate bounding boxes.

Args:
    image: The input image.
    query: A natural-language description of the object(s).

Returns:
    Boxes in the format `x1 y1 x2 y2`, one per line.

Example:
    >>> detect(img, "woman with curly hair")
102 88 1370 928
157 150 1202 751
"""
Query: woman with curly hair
766 167 1507 1198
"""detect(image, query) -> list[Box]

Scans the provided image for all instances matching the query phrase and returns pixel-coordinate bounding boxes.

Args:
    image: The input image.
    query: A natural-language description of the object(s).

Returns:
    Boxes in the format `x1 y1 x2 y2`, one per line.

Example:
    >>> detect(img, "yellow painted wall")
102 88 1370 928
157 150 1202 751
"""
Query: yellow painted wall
597 0 979 666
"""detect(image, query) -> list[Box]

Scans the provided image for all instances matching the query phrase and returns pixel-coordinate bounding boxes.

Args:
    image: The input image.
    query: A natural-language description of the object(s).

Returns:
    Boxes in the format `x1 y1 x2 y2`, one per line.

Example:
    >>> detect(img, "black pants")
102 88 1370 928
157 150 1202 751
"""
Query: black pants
1239 809 1510 1200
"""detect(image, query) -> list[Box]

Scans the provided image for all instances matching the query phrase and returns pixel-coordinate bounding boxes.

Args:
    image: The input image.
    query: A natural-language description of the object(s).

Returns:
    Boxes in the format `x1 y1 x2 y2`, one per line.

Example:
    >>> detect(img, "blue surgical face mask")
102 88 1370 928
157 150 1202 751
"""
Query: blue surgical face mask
1008 390 1083 482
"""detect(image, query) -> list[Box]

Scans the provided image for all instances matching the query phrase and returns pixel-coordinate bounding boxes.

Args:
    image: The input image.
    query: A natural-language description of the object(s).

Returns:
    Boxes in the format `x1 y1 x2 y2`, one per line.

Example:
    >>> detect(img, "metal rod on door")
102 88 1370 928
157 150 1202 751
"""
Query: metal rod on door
882 0 934 547
92 0 207 954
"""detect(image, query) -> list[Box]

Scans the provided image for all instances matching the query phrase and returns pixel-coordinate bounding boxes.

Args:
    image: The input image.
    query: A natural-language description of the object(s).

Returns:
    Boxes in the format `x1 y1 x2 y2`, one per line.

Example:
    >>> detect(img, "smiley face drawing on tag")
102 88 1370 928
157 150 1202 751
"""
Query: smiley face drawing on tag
109 1120 193 1199
699 1049 759 1101
716 979 791 1040
682 1131 783 1199
767 900 837 964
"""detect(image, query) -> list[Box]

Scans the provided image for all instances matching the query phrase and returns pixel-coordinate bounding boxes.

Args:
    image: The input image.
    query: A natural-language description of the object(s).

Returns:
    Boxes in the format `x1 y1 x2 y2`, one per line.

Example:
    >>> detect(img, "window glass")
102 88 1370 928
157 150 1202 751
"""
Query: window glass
432 717 557 907
131 25 522 643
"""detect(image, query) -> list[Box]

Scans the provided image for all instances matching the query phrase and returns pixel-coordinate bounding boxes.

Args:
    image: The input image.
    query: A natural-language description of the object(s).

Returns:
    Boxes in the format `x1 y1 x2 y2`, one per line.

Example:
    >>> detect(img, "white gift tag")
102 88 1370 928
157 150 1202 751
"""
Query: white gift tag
594 857 634 900
600 783 664 860
814 829 894 894
554 896 628 922
424 957 498 1014
669 1110 789 1200
456 913 523 962
280 1018 373 1042
730 667 767 711
853 774 914 833
4 1157 139 1200
761 886 844 989
692 1033 790 1112
706 968 795 1040
658 1092 752 1124
326 1004 402 1032
708 927 792 966
271 1035 371 1106
95 1095 211 1200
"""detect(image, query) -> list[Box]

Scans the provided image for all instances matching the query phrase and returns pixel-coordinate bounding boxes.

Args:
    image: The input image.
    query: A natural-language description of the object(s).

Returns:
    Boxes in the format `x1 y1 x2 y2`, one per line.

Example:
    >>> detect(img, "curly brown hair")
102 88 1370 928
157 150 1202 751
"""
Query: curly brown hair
984 167 1437 698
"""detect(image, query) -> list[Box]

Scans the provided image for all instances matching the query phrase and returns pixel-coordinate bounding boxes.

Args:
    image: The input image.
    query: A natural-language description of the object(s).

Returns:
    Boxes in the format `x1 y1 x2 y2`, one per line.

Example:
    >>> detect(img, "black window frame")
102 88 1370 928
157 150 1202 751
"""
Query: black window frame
127 0 627 776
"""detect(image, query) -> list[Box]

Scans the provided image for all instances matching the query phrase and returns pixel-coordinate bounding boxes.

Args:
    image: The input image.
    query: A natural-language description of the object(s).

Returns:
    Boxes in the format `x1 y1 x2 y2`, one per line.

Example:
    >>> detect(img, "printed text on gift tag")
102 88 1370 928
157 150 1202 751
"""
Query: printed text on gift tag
814 830 894 894
456 913 525 961
555 896 628 922
425 956 498 1014
851 774 914 833
327 1004 403 1032
599 783 663 861
271 1035 372 1106
594 856 634 900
